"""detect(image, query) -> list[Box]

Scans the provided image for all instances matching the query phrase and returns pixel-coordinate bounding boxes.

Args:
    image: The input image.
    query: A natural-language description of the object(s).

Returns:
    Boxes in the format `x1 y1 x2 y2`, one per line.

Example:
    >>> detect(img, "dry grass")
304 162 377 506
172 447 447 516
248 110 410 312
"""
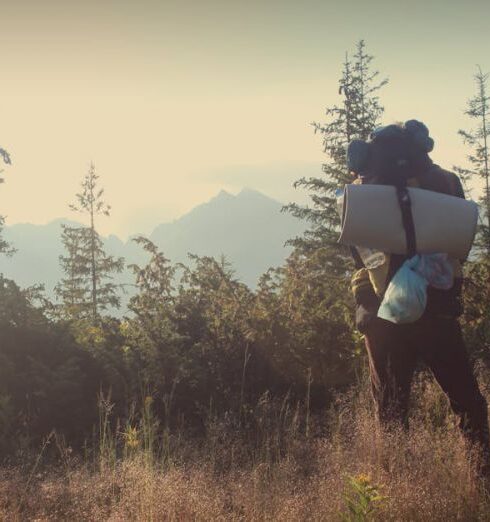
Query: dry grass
2 371 490 521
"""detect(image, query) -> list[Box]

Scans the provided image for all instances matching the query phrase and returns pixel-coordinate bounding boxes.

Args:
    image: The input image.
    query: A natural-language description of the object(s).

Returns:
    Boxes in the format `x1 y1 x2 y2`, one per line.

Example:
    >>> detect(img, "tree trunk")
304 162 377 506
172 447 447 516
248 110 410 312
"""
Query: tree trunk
90 205 97 323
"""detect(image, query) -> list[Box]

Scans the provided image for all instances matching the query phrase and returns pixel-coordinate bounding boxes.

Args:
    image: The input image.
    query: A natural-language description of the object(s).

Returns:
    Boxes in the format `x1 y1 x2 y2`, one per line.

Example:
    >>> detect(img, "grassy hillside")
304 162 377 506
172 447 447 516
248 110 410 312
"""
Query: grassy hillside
3 369 490 521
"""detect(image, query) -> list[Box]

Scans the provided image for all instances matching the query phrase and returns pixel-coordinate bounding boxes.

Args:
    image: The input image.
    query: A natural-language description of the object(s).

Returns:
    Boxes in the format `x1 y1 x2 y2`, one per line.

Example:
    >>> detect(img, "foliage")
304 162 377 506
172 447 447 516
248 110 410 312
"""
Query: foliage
340 474 386 522
0 147 14 256
56 163 124 322
0 232 362 452
455 66 490 253
285 39 387 255
0 147 10 172
124 240 273 423
0 216 15 257
254 249 358 404
123 239 357 424
461 256 490 361
0 276 101 455
123 237 187 420
277 40 386 379
55 225 93 319
455 67 490 361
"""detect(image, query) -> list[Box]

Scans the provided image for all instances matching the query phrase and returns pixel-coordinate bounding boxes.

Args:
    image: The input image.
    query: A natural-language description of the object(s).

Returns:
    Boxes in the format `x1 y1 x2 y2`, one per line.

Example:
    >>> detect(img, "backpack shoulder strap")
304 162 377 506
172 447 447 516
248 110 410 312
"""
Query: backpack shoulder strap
396 185 417 258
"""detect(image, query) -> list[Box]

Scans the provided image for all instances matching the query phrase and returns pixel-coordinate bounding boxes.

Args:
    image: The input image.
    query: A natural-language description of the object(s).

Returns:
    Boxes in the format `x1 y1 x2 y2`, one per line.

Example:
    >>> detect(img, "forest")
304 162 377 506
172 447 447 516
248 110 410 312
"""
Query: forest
1 40 490 520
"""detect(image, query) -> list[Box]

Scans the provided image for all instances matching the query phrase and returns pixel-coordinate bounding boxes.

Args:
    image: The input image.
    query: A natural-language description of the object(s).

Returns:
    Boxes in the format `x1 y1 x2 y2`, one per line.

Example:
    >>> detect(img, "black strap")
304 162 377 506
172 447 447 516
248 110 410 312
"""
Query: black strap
396 185 417 258
350 247 365 269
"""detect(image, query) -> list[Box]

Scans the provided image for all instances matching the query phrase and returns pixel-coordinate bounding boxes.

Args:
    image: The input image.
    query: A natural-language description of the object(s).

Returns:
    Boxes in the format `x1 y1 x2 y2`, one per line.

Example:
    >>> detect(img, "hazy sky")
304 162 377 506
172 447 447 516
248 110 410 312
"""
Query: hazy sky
1 0 489 237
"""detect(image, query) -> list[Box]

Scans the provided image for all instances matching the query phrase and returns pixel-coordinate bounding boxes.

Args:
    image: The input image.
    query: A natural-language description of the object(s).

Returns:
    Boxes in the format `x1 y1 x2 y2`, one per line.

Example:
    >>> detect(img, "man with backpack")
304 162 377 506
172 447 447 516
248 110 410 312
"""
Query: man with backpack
347 121 490 475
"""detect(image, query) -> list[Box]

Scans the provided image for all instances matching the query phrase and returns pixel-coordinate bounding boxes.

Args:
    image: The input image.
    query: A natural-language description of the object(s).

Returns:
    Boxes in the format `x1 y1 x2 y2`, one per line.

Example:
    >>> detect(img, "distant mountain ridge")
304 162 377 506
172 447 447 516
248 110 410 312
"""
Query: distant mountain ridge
0 189 305 301
149 188 304 286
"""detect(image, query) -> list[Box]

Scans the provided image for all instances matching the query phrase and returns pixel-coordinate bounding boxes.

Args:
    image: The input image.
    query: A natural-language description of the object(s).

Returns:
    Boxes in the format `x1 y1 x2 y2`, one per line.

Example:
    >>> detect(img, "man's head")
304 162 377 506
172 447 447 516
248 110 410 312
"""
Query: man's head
347 120 434 185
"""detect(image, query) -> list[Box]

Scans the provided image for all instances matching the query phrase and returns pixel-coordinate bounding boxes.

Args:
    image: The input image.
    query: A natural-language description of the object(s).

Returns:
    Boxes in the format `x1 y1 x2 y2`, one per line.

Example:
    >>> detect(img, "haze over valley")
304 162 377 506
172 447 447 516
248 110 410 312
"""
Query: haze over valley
0 188 305 306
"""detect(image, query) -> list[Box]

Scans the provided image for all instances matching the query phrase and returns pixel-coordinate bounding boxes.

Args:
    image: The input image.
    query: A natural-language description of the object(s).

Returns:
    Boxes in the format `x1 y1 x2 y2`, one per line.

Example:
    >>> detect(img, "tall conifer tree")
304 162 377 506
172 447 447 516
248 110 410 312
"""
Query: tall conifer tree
456 67 490 358
56 163 124 322
277 41 388 373
285 40 387 270
56 225 92 319
0 147 13 256
456 66 490 253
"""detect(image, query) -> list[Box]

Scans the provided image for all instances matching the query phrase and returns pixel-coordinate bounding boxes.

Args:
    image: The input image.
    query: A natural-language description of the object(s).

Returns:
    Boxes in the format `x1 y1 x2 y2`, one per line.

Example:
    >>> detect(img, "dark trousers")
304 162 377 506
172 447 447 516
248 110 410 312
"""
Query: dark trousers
364 315 490 470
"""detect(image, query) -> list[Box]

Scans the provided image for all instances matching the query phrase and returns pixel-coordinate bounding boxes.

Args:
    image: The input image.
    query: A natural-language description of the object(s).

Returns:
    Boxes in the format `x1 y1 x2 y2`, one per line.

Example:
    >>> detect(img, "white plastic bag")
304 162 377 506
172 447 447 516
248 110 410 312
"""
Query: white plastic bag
377 254 453 324
377 256 428 324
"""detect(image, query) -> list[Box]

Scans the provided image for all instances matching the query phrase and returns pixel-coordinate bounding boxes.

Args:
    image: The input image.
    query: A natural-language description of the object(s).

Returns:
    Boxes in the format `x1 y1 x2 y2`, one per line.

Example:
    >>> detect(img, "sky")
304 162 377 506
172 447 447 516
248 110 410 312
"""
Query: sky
0 0 489 237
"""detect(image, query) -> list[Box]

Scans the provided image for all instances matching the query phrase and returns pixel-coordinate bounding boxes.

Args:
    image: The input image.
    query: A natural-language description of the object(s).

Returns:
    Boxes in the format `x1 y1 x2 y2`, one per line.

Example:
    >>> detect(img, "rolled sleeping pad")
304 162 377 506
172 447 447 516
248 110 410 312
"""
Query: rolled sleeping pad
338 184 478 259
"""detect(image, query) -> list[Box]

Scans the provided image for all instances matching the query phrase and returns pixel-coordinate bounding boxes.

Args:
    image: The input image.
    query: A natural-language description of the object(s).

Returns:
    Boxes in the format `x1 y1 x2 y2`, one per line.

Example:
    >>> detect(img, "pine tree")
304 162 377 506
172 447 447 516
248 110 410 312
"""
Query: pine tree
56 225 92 319
0 148 10 178
284 40 387 267
456 66 490 253
278 41 387 370
0 147 14 256
456 67 490 360
56 163 124 322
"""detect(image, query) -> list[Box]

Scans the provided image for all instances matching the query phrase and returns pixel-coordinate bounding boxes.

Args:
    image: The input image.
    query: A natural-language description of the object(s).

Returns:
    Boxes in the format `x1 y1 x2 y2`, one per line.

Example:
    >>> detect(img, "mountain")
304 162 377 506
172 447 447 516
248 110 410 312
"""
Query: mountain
0 188 306 304
0 218 78 291
150 188 305 286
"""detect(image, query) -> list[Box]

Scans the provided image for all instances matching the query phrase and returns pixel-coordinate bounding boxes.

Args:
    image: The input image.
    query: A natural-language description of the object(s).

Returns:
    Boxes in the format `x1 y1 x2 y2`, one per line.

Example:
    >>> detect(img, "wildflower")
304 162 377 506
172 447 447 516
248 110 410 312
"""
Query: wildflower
124 426 139 449
340 473 387 521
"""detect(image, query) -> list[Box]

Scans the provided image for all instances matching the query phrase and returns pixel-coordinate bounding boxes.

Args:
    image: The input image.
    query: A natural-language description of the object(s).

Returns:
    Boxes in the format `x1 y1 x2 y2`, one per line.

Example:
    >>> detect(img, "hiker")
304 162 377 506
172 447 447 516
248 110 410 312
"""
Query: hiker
347 121 490 474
